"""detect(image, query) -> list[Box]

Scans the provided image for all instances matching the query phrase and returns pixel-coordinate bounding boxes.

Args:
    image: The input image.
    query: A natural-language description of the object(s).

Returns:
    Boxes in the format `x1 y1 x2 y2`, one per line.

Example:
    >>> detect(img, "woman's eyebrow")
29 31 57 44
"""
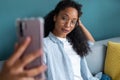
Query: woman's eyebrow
62 13 77 20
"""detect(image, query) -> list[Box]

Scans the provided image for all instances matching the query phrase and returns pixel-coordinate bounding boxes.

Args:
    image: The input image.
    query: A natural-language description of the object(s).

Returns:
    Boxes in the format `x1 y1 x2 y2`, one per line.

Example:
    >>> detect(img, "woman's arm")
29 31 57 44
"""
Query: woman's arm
79 20 95 42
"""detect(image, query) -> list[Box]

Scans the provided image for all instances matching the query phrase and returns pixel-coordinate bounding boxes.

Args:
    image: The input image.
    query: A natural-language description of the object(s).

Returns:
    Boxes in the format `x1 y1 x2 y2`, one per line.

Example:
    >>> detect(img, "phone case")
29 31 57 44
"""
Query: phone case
16 17 44 79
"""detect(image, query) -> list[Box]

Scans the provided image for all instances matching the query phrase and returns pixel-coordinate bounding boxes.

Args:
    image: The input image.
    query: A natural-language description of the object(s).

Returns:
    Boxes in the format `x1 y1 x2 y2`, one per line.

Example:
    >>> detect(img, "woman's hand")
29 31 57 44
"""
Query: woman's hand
0 37 47 80
78 19 95 42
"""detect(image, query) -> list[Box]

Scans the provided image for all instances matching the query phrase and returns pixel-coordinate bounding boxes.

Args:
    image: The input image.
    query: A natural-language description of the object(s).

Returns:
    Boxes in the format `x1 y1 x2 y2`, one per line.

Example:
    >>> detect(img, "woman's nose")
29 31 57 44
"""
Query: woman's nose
65 20 71 27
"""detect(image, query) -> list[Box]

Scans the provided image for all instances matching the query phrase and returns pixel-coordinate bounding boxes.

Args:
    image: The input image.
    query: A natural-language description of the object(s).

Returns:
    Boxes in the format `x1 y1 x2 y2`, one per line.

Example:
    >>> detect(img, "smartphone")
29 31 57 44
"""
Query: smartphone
16 17 44 79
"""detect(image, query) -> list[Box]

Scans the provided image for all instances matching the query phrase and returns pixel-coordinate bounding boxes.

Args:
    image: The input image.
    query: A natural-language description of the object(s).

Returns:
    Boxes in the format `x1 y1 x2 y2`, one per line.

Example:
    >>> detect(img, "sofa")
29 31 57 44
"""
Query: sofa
86 37 120 75
0 37 120 76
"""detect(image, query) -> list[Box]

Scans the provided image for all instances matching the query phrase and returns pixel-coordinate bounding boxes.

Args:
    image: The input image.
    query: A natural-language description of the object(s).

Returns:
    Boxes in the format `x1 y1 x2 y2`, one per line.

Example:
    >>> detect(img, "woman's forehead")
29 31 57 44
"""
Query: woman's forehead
59 7 78 19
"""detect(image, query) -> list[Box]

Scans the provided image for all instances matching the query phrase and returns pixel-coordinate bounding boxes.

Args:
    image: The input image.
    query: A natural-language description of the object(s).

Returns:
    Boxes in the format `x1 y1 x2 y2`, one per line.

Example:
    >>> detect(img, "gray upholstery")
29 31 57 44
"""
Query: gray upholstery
86 37 120 74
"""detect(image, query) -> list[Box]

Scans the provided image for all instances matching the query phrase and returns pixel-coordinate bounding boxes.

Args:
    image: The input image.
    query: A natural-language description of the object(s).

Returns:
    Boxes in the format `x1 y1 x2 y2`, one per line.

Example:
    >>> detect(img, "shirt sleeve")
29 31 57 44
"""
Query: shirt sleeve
88 40 94 46
80 57 100 80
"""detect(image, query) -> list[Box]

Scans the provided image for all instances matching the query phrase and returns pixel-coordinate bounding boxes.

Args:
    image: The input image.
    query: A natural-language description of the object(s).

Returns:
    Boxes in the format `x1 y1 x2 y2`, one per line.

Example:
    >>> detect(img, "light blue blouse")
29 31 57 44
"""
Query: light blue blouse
43 32 99 80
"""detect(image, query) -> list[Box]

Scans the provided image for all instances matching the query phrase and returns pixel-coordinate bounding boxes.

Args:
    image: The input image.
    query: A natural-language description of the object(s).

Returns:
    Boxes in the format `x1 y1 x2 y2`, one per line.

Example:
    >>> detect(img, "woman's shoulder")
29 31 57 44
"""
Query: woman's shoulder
44 37 50 42
43 36 56 46
43 37 51 52
43 37 51 45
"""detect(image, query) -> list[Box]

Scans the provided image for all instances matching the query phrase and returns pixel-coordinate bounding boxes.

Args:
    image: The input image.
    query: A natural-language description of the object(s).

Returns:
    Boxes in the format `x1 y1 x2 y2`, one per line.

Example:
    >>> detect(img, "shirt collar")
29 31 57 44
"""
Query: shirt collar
48 32 62 43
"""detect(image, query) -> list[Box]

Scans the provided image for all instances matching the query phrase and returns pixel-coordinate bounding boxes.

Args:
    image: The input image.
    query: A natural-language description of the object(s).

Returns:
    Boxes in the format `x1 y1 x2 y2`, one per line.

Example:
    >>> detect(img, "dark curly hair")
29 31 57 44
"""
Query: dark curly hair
44 0 90 57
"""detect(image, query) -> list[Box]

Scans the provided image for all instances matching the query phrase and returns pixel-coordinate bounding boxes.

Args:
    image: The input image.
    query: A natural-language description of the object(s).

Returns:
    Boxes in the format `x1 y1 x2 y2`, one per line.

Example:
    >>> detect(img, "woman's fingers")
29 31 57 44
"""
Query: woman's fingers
14 42 19 51
78 19 82 24
6 37 31 67
18 77 35 80
19 49 42 67
22 65 47 77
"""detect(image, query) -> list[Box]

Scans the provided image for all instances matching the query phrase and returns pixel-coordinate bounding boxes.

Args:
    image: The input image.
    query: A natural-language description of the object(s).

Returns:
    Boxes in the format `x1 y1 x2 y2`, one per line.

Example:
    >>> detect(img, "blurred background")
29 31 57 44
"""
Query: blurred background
0 0 120 60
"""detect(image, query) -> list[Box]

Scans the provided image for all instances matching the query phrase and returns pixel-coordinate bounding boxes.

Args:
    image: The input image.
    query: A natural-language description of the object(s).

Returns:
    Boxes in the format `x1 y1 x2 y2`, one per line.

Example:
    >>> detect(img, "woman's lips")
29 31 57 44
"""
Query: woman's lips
62 28 69 33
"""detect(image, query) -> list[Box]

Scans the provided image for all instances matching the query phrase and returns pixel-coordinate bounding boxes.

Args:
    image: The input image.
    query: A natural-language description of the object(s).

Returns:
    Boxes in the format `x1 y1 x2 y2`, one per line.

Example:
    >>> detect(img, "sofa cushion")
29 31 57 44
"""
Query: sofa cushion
104 41 120 80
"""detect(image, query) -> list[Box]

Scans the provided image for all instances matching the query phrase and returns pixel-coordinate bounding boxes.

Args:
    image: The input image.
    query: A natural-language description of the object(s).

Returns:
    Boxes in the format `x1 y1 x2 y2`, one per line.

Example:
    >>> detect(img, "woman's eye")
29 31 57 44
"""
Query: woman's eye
62 16 67 21
71 20 77 25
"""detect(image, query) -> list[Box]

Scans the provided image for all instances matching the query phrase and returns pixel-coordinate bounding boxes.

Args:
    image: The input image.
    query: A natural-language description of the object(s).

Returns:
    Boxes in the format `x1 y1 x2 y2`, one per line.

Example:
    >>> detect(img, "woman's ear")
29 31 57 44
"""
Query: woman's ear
75 19 79 26
53 15 56 22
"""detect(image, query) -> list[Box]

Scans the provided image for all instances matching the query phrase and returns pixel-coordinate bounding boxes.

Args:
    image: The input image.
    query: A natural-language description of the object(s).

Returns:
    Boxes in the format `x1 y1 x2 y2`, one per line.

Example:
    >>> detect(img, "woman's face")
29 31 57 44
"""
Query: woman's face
53 7 78 38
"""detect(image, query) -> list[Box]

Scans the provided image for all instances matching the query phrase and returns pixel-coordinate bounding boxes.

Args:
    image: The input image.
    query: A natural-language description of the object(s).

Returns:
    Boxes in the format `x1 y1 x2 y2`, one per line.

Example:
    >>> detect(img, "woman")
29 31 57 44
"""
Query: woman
43 0 98 80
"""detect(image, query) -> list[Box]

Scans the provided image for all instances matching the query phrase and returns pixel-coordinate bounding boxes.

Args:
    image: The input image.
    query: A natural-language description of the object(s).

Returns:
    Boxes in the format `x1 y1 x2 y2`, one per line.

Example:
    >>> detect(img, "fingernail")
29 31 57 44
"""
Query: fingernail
27 36 30 40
